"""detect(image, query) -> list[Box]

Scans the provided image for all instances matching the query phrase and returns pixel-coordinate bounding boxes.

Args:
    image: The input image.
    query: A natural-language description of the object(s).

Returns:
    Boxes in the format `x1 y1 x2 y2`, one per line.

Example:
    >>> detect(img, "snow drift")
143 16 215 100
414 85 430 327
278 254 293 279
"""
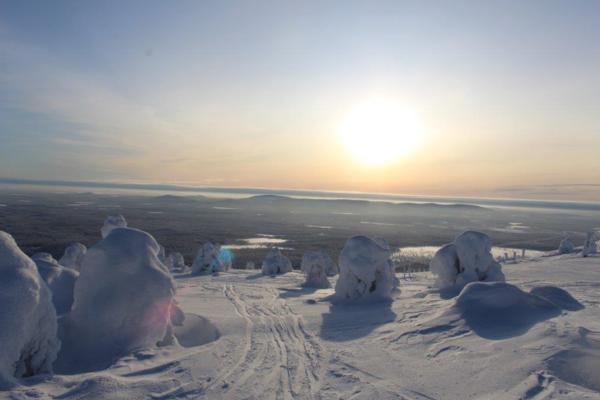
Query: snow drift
59 242 87 271
450 281 563 339
32 253 79 315
261 248 293 275
0 231 60 388
100 214 127 238
334 236 397 303
430 231 505 290
57 227 179 372
191 242 224 275
301 251 331 288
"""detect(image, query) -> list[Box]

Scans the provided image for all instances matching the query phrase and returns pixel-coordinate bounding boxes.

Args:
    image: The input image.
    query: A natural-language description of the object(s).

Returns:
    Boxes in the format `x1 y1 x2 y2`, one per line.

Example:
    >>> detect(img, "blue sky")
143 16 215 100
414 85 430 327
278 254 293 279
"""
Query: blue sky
1 1 599 200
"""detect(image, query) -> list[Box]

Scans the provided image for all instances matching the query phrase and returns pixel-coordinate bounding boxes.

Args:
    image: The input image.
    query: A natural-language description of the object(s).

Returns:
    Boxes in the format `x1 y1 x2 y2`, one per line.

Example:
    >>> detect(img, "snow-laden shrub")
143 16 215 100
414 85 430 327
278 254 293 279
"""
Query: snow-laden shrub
301 251 331 288
430 231 505 290
165 252 188 273
57 227 179 372
59 242 87 271
582 231 598 257
334 236 397 303
261 248 292 275
191 242 224 275
100 214 127 238
31 253 79 315
0 232 60 387
558 238 575 255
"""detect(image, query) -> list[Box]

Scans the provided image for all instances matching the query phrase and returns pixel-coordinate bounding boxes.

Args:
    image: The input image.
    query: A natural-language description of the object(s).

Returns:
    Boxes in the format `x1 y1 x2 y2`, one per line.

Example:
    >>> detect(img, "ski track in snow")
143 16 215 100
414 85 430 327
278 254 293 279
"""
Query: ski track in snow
208 283 325 399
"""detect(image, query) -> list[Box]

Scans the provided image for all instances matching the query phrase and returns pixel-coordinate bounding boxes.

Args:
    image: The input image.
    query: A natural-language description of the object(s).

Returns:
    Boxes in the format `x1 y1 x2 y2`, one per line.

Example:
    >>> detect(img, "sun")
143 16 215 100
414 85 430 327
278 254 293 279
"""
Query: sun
339 98 423 166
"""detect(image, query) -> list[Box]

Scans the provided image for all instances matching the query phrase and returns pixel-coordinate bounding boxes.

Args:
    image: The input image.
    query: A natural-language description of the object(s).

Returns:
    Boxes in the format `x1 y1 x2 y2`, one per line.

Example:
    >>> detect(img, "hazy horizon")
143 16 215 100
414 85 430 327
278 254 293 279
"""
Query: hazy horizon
2 1 599 200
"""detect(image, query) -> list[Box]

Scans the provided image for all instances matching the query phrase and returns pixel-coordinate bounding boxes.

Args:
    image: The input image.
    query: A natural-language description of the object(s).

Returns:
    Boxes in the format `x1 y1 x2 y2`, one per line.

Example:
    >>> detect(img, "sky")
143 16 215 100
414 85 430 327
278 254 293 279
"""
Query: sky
1 1 599 201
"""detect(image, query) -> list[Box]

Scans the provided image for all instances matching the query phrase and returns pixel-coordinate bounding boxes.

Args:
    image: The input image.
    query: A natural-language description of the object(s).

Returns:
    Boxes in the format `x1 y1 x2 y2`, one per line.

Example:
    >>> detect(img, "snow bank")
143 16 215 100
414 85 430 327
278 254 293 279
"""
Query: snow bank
430 231 505 290
57 227 178 372
59 242 87 271
301 251 331 288
0 232 59 387
452 281 562 339
558 238 575 255
334 236 397 303
191 242 224 275
31 253 79 315
100 214 127 238
582 231 598 257
261 248 292 275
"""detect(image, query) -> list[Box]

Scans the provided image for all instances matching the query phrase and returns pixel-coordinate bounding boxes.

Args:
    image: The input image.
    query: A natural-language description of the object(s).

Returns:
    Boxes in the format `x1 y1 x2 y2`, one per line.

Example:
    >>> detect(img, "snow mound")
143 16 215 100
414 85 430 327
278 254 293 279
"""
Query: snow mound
430 231 505 290
191 242 224 275
59 242 87 271
57 227 178 373
301 251 331 288
173 313 219 348
100 215 127 238
452 282 561 339
557 238 575 255
334 235 397 303
31 252 79 315
0 231 60 387
530 286 584 311
261 248 292 275
165 251 188 273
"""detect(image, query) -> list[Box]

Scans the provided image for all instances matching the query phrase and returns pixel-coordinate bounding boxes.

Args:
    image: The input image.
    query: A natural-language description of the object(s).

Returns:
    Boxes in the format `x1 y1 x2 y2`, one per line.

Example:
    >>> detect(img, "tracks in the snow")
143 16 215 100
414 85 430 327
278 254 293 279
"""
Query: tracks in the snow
209 283 324 399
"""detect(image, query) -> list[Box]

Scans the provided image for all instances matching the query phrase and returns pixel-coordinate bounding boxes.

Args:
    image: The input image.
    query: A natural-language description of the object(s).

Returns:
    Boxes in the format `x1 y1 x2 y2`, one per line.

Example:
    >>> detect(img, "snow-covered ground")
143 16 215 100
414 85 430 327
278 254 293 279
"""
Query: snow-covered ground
6 253 600 399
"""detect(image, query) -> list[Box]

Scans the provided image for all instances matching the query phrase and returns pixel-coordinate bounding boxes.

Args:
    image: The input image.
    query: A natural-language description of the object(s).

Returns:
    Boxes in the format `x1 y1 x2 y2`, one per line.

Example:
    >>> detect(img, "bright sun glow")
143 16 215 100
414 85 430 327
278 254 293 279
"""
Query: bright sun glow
339 99 423 166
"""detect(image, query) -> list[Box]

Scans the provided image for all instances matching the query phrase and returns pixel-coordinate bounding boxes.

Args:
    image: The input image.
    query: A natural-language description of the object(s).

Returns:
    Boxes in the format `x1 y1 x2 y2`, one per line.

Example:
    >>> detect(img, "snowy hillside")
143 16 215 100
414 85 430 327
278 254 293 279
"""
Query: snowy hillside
4 251 600 399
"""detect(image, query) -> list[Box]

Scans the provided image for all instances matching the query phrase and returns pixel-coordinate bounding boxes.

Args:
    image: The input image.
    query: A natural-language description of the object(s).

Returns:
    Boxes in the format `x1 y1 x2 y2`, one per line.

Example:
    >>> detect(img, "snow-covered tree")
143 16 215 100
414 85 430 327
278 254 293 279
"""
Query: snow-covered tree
100 214 127 238
0 232 60 387
261 248 292 275
301 251 331 288
334 236 397 303
32 252 79 315
582 231 598 257
191 242 224 275
59 242 87 271
165 251 188 272
58 227 180 371
430 231 505 290
558 237 575 255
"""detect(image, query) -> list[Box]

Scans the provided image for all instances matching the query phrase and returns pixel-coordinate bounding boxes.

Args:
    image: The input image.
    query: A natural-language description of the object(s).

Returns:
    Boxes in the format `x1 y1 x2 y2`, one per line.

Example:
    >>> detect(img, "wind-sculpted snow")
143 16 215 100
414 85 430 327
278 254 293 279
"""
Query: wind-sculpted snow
58 242 87 271
56 227 179 373
530 285 584 311
301 251 331 288
100 214 127 238
452 282 562 339
430 231 505 290
334 235 397 303
191 242 225 275
32 252 79 315
0 232 59 388
558 237 575 255
261 247 292 275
